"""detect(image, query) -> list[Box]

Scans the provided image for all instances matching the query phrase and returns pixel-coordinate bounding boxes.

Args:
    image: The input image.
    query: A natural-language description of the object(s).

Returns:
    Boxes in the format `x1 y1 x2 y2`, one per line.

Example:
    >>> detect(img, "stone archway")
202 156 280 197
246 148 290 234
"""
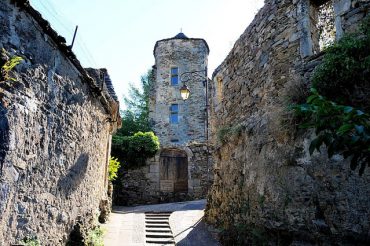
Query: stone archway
159 149 188 193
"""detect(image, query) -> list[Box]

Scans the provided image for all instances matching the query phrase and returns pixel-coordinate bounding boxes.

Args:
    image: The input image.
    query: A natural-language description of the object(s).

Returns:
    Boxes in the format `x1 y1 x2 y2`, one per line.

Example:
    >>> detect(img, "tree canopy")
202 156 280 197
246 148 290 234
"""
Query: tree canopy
111 68 159 168
115 69 154 136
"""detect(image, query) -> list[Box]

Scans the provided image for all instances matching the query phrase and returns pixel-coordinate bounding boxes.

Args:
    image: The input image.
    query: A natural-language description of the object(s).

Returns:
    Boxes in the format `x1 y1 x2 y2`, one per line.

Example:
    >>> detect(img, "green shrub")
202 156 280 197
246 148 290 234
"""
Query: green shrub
112 131 159 168
1 48 23 82
128 131 160 156
217 124 245 144
108 157 121 181
292 17 370 175
20 237 40 246
86 226 104 246
217 127 231 143
312 16 370 112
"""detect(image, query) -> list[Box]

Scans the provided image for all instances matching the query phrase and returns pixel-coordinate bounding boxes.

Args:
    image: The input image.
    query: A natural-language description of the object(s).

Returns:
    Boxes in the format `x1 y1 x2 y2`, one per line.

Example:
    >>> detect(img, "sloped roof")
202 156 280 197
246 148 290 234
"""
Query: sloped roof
173 32 188 39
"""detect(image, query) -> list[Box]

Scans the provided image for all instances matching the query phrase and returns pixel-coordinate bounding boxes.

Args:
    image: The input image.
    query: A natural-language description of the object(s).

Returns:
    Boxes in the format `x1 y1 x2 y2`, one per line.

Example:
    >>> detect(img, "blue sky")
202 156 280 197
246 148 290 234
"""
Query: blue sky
29 0 264 103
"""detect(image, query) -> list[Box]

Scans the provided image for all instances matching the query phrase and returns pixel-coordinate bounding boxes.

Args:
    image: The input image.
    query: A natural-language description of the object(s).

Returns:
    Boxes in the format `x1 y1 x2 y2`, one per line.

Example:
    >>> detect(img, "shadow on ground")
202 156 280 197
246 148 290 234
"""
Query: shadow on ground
175 217 220 246
112 199 207 214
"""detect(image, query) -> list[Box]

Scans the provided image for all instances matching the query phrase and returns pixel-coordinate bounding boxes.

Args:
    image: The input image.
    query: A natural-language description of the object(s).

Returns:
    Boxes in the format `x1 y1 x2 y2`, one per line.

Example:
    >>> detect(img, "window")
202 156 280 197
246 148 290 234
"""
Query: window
170 104 179 124
171 67 179 85
300 0 337 58
216 76 223 101
310 0 336 53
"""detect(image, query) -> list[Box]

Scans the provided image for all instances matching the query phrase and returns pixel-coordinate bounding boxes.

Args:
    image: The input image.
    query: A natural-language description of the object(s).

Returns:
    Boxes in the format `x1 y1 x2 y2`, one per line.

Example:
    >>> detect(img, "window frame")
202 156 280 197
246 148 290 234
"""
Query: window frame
171 67 179 86
170 103 179 124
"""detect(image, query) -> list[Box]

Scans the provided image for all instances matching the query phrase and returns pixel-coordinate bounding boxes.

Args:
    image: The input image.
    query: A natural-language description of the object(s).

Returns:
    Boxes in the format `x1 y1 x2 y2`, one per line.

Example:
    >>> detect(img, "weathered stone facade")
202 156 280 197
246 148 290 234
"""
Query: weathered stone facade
115 143 212 205
206 0 370 244
117 34 213 205
0 1 120 244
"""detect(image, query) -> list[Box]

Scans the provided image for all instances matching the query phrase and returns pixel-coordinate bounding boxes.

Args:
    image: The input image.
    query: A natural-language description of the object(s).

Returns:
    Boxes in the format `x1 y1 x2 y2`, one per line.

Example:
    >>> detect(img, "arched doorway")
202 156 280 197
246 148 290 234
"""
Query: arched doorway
159 149 188 193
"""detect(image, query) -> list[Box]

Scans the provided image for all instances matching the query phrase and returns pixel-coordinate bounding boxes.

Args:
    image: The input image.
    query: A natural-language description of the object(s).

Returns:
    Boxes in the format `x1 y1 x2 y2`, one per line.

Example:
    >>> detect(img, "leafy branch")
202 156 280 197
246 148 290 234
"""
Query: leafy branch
293 89 370 175
292 17 370 175
108 157 121 181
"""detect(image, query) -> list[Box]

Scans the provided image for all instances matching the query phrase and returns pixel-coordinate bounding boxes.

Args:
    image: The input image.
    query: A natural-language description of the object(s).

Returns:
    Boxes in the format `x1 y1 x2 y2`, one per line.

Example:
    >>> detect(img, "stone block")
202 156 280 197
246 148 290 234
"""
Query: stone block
160 180 174 192
150 164 159 173
13 159 27 170
192 179 201 187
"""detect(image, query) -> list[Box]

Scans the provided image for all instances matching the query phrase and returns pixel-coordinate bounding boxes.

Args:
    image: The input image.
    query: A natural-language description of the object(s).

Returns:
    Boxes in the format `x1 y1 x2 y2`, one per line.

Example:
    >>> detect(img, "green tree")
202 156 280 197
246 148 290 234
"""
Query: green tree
111 68 158 166
116 69 154 136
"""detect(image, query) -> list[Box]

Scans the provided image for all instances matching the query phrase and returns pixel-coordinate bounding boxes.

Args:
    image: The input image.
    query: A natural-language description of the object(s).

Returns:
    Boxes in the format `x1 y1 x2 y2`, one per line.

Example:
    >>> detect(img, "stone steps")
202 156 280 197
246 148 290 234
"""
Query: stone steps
146 225 171 228
146 239 175 245
145 231 173 236
145 211 174 245
146 220 170 224
146 229 172 233
145 217 171 220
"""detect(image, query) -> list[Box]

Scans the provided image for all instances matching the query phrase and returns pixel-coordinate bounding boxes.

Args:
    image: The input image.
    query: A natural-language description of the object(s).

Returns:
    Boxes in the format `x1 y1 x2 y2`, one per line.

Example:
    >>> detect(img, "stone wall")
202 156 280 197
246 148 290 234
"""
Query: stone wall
0 1 120 244
114 143 213 205
206 0 370 244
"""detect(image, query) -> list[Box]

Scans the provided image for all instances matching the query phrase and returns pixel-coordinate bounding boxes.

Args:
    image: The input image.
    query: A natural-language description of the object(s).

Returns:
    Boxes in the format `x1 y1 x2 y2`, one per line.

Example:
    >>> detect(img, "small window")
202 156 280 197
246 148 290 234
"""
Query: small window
216 76 223 101
170 104 179 124
171 67 179 85
310 0 336 53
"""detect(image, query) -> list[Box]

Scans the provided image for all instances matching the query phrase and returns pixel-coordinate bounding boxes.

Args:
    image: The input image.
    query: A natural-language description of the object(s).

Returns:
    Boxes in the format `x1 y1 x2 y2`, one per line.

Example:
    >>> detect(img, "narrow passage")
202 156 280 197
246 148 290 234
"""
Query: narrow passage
102 199 220 246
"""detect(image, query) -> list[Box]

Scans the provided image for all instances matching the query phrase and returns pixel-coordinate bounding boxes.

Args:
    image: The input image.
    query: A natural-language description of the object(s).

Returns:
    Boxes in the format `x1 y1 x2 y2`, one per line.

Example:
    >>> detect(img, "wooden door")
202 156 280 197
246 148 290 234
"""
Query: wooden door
160 149 188 193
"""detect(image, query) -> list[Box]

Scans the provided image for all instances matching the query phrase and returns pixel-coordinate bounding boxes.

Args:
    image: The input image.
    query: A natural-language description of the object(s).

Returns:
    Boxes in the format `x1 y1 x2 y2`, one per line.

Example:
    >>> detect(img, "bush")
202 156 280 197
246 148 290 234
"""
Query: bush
217 124 246 144
86 226 104 246
312 16 370 112
108 157 121 181
112 131 159 168
293 17 370 175
20 237 40 246
1 48 23 82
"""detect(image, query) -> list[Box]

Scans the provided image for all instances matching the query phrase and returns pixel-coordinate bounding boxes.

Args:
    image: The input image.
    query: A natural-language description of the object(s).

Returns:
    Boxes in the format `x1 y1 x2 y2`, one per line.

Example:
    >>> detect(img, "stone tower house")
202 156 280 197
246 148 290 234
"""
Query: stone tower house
148 32 212 200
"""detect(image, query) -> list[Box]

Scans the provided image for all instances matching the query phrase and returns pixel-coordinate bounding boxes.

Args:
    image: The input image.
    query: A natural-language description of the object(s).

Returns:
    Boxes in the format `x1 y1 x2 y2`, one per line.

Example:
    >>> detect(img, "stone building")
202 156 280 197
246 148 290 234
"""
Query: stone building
0 0 120 244
205 0 370 244
117 33 213 205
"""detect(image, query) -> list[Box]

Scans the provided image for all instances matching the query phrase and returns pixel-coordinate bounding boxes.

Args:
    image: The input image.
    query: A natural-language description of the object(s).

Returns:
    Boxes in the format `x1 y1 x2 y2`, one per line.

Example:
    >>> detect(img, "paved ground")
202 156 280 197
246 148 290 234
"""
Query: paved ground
102 199 220 246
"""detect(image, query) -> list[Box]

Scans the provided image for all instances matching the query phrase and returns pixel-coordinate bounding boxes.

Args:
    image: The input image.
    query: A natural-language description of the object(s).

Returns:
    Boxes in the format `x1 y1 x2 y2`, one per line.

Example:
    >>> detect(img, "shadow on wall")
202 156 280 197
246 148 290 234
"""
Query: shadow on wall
57 153 89 197
0 101 9 176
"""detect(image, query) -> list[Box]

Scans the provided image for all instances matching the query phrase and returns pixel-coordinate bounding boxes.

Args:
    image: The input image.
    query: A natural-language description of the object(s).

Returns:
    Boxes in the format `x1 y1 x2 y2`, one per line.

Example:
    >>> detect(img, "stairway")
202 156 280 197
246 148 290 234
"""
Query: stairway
145 211 175 245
